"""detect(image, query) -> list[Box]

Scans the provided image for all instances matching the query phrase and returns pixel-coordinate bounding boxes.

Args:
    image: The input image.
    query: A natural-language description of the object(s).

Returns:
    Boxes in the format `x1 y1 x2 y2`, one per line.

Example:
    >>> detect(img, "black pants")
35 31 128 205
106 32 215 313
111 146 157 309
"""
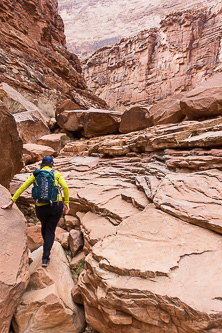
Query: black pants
35 201 63 260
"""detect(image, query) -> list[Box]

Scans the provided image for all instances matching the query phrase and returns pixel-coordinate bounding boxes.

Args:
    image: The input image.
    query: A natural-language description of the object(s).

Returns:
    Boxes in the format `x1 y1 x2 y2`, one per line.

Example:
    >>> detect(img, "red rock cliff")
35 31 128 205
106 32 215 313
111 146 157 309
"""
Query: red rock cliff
0 0 107 115
82 3 222 110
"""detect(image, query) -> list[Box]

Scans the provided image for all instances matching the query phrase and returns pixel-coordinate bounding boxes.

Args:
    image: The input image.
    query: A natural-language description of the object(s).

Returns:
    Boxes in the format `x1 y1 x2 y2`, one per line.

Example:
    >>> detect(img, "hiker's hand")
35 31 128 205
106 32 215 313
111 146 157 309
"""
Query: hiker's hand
63 205 70 215
1 200 14 209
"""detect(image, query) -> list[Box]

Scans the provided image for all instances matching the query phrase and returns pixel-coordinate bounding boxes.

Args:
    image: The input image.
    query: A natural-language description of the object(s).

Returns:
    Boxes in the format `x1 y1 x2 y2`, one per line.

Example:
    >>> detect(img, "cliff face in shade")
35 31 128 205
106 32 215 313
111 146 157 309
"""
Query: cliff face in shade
82 3 222 110
0 0 107 119
58 0 218 55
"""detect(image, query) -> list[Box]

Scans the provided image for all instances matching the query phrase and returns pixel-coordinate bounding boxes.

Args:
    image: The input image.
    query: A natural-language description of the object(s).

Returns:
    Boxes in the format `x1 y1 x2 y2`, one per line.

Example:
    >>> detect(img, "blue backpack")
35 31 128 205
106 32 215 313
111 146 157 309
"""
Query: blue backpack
32 169 59 204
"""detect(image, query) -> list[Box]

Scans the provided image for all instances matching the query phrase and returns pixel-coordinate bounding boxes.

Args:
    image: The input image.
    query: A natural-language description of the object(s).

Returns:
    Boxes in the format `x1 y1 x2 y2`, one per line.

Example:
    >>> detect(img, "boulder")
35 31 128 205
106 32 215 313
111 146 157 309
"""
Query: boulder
79 205 222 332
0 101 23 187
57 108 122 138
14 110 50 144
37 133 70 154
180 75 222 120
83 108 122 138
27 224 43 252
119 106 153 133
56 99 82 117
12 242 85 333
149 94 186 125
23 143 56 165
0 185 30 333
70 252 85 269
56 110 85 132
69 230 84 257
64 215 80 231
55 227 69 249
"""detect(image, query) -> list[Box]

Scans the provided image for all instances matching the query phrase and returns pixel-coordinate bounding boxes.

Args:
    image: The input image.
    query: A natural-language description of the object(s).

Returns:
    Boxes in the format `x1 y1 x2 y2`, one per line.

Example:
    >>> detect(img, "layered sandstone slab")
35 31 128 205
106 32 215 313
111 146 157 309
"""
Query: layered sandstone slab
0 185 30 333
8 152 222 332
79 205 222 332
0 83 41 114
23 143 56 165
163 148 222 171
153 169 222 234
14 110 50 144
0 101 23 187
13 242 85 333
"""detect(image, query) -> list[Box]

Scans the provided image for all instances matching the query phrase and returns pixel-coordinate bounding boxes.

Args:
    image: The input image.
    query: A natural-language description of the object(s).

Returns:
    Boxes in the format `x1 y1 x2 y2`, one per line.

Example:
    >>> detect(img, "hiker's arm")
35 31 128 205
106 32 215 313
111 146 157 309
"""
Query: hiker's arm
11 175 35 202
58 174 70 214
1 175 35 209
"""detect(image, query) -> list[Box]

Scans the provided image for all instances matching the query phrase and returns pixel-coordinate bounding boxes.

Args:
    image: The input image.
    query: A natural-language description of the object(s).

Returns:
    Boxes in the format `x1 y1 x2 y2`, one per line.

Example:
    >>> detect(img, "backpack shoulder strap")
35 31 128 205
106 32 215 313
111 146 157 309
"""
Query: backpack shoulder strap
33 168 41 177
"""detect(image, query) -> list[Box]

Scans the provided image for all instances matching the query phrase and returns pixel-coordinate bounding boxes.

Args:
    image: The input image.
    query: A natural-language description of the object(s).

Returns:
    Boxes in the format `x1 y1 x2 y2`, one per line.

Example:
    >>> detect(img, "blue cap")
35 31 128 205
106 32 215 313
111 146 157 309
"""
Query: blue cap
42 156 54 164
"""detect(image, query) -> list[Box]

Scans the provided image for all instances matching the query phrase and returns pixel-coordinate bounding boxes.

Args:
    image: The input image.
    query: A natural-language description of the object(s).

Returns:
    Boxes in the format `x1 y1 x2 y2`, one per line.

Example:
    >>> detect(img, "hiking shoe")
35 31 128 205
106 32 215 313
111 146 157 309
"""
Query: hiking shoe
42 259 49 267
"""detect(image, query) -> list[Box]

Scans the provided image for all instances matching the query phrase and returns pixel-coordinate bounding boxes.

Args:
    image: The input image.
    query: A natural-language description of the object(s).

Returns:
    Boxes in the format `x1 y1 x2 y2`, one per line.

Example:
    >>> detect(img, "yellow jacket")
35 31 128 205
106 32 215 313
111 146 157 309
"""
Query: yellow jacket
12 166 69 206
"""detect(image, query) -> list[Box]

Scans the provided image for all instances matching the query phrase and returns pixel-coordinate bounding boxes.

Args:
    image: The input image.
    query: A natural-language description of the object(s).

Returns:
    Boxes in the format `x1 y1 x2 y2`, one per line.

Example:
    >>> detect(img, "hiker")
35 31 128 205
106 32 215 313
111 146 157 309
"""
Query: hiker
1 156 70 267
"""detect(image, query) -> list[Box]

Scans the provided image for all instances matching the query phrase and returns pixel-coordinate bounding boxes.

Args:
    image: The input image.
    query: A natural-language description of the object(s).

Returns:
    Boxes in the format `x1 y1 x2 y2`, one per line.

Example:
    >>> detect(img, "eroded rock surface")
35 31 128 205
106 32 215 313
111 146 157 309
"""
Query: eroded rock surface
0 185 29 333
13 242 85 333
0 101 23 187
10 151 222 332
82 4 222 110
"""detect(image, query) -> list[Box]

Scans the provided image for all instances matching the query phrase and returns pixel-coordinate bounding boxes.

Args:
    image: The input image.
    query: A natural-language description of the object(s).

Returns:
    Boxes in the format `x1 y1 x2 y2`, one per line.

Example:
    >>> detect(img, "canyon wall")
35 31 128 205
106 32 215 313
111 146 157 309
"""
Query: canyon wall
0 0 106 120
58 0 218 55
82 3 222 111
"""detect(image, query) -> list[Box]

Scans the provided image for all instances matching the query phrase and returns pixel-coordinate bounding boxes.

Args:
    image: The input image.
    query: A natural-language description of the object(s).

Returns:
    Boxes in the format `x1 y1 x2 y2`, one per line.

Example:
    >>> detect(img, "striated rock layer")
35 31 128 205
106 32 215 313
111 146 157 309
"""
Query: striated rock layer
82 3 222 110
11 150 222 332
58 0 218 55
0 0 107 119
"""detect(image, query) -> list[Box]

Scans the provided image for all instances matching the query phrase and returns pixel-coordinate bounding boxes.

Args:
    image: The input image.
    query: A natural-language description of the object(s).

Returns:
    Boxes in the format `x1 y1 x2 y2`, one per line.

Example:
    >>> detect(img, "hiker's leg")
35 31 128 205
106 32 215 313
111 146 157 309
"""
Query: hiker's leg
35 205 49 241
42 202 63 260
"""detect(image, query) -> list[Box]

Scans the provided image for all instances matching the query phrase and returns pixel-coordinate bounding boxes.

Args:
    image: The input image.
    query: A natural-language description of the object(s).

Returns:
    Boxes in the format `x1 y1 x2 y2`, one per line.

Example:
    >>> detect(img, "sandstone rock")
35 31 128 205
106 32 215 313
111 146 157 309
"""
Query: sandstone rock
150 94 186 125
0 101 23 187
56 99 82 117
0 83 41 115
181 75 222 120
71 285 84 305
69 230 84 257
82 6 222 110
59 0 216 55
23 143 56 165
0 0 107 127
119 106 153 133
55 227 69 249
153 169 222 234
27 224 43 252
37 133 70 154
163 148 222 171
56 110 85 132
14 110 50 144
78 211 116 254
57 108 122 138
12 242 85 333
79 205 222 332
83 109 122 138
70 251 85 269
65 215 81 231
0 185 29 333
